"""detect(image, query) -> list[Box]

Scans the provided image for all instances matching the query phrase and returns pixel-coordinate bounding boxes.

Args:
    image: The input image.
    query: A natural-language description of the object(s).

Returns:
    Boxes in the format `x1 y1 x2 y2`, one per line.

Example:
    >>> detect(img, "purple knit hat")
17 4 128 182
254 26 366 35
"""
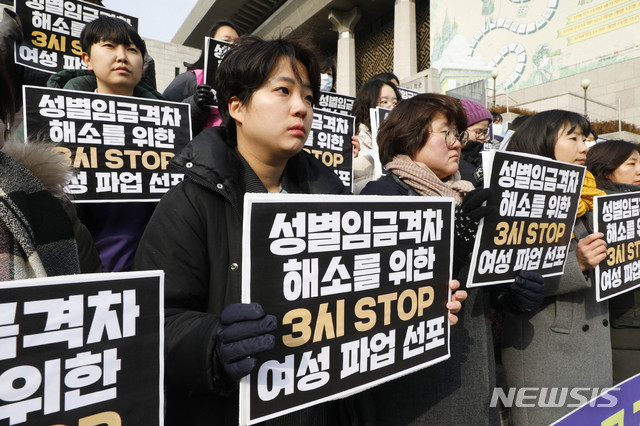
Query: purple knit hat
460 98 492 127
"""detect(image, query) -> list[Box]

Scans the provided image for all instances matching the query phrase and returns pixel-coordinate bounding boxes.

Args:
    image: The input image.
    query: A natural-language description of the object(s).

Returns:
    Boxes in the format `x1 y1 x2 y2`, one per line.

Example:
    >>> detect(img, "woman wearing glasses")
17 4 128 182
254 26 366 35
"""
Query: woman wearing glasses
351 78 402 194
459 99 493 185
360 93 544 425
361 93 472 199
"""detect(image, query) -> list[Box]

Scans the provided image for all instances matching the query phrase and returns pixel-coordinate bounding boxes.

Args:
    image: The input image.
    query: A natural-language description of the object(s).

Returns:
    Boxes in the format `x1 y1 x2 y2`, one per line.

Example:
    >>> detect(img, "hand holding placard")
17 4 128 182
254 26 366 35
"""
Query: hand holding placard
502 270 546 313
576 232 607 272
455 187 497 259
216 302 277 381
194 84 215 109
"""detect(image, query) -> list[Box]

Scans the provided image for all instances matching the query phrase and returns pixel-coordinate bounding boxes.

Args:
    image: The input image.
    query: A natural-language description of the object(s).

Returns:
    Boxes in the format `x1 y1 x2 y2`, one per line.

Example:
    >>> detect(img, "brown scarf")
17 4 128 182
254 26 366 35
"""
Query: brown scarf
385 155 475 204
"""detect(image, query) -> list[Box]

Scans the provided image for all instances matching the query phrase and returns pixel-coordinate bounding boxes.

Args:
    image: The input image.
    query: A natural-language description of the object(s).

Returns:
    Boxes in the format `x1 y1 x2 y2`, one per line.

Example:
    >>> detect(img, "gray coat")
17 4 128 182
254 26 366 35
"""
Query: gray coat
500 220 612 426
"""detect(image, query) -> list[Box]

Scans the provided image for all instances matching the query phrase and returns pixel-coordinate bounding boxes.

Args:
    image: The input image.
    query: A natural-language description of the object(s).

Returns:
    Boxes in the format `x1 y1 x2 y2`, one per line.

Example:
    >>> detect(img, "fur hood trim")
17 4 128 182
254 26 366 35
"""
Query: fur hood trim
2 139 72 199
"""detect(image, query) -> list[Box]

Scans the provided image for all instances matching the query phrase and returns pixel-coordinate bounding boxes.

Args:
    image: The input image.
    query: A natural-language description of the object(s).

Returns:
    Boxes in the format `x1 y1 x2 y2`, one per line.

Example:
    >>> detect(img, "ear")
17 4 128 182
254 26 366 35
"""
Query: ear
81 52 92 71
228 96 245 125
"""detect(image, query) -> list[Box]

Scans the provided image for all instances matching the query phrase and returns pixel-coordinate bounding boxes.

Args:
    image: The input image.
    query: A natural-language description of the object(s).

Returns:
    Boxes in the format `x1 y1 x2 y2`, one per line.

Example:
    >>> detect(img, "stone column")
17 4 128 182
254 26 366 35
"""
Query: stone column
394 0 417 82
328 8 361 96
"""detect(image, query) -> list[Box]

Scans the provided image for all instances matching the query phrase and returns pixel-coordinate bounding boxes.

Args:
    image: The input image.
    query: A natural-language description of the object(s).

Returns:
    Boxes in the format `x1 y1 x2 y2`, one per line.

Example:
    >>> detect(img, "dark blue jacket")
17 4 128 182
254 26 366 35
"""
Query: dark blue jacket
361 173 413 196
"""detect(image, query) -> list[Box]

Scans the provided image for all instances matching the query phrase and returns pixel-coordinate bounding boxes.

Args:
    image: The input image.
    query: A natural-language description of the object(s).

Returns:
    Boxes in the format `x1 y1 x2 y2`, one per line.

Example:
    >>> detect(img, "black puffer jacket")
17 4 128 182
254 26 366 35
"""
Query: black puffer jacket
135 127 351 425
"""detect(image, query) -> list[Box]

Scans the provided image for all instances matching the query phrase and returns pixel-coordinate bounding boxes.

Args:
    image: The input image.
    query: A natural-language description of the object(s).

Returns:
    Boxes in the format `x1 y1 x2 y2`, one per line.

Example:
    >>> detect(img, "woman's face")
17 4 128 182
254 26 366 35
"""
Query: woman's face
377 84 398 109
608 151 640 186
554 124 588 165
466 119 490 143
230 57 314 167
412 113 461 180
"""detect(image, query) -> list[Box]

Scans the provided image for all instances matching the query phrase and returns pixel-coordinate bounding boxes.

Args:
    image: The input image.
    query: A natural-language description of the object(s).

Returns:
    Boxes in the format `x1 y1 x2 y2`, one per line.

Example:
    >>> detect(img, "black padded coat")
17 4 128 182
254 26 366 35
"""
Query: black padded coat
135 127 355 425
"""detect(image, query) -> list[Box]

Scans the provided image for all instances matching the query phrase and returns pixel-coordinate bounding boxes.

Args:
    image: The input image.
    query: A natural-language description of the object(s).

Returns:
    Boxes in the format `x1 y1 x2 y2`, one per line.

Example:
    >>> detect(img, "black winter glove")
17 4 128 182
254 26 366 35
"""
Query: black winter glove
498 270 546 314
216 302 277 381
454 187 496 260
194 84 215 109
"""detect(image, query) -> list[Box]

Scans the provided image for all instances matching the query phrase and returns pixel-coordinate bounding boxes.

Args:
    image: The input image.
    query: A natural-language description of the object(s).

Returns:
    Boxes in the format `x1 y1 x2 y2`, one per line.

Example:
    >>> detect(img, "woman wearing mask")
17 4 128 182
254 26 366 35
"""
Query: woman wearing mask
360 93 544 425
586 140 640 384
458 98 492 184
505 110 612 425
491 111 504 141
163 20 240 138
350 79 402 194
319 57 335 92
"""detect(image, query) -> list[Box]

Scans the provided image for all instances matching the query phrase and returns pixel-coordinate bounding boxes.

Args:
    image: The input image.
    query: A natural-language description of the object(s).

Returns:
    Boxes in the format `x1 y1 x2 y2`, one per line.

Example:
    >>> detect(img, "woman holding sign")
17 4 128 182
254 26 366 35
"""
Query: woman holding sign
163 20 240 138
505 110 612 425
360 93 544 425
137 36 467 425
587 140 640 384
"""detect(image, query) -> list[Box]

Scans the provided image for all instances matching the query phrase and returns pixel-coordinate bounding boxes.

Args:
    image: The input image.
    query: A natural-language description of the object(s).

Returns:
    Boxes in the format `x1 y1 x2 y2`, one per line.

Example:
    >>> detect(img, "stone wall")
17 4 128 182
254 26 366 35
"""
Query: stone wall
495 56 640 127
143 38 200 94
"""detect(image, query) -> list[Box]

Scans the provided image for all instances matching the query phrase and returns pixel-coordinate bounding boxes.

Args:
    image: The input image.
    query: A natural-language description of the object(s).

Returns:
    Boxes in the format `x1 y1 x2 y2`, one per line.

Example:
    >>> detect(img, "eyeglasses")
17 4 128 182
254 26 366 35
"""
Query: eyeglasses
437 129 468 148
469 128 490 139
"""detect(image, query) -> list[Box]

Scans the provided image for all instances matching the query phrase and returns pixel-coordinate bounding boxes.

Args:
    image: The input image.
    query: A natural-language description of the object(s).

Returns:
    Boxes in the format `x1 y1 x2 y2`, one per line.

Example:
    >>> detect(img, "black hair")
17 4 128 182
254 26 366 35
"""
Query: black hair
186 20 240 71
370 72 400 85
586 140 640 190
491 111 503 123
80 16 146 57
508 114 531 131
320 56 336 81
507 110 590 160
350 79 402 129
377 93 467 165
215 35 320 139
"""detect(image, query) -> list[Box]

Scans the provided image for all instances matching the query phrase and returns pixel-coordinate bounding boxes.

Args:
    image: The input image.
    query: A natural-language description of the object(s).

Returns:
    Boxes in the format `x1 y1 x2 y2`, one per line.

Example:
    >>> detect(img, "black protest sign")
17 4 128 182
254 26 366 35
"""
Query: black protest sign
467 151 584 287
377 106 391 123
15 0 137 74
317 91 355 116
202 37 232 104
0 271 163 426
240 194 454 424
593 191 640 301
23 86 191 202
303 109 355 189
398 87 419 100
369 106 391 152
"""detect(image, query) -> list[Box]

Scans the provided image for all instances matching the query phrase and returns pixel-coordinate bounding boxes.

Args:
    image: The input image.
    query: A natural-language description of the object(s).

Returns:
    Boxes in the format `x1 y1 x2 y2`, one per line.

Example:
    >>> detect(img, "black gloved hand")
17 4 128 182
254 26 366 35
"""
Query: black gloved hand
194 84 215 109
454 187 497 260
498 270 546 314
459 187 495 221
216 302 277 381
